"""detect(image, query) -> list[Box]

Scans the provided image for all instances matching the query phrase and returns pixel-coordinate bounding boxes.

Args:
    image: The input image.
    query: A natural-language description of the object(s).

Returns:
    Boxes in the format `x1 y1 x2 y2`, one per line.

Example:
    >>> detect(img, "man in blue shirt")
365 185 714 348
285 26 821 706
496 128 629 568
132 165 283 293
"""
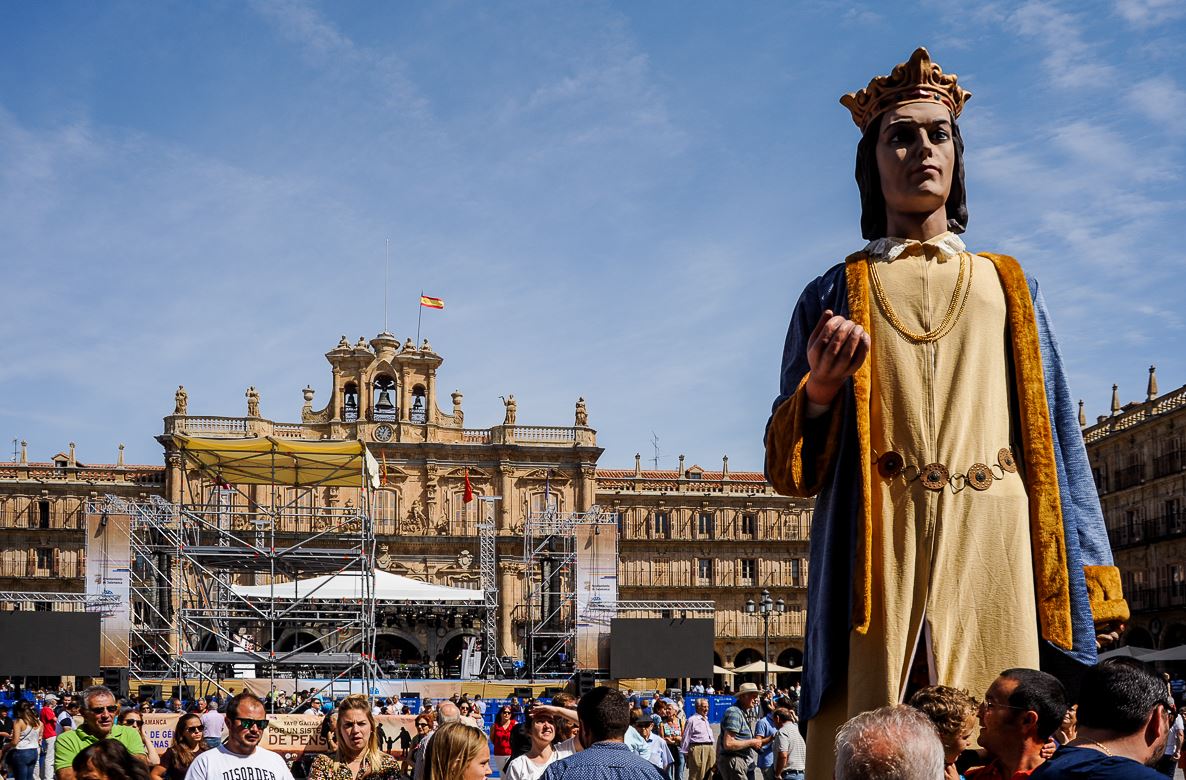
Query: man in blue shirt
542 687 665 780
754 707 779 780
1032 660 1169 780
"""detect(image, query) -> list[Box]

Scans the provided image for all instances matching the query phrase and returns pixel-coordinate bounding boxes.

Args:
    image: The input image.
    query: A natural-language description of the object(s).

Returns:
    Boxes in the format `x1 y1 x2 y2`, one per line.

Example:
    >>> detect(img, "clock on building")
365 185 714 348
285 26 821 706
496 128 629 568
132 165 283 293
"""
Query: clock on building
373 424 394 442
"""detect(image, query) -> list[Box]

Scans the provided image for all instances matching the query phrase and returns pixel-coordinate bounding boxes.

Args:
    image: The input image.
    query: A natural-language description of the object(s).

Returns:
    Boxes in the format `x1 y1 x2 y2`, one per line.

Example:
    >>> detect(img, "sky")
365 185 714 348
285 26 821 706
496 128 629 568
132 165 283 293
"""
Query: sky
1 0 1184 472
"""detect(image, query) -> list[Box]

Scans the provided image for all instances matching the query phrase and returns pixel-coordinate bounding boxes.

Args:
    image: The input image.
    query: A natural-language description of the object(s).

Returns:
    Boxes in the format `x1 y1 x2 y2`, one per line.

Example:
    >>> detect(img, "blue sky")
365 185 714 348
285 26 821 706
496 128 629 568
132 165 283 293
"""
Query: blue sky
2 0 1183 471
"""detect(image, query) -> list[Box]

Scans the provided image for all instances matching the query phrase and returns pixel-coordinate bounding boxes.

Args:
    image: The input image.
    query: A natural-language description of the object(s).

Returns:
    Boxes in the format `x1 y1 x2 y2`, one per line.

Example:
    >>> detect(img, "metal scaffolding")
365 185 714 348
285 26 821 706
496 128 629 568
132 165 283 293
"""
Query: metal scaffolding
476 497 505 678
89 435 379 704
522 504 617 678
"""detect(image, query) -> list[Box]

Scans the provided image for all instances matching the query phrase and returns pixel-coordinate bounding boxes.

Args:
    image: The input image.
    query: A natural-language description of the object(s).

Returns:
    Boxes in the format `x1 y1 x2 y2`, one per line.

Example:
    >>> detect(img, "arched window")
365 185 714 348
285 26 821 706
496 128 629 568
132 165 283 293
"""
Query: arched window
409 385 427 424
530 491 559 515
373 375 398 422
342 382 360 422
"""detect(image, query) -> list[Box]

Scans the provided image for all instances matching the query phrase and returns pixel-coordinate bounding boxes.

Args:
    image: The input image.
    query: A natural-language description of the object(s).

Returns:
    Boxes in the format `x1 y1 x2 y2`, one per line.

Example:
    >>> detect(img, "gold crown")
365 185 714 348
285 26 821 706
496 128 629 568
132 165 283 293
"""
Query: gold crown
840 47 971 132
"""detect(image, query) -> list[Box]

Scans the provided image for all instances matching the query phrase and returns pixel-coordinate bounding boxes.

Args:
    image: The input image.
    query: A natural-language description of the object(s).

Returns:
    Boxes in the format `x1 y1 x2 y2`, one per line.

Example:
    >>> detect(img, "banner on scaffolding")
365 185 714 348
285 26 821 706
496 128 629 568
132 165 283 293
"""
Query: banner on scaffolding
143 713 419 758
85 506 133 668
574 520 618 670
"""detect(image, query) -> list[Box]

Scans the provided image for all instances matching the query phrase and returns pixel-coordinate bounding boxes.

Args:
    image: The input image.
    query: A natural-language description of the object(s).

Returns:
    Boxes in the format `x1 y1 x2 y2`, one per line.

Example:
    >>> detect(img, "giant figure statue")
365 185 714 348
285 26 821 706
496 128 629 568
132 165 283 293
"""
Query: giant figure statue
763 48 1128 774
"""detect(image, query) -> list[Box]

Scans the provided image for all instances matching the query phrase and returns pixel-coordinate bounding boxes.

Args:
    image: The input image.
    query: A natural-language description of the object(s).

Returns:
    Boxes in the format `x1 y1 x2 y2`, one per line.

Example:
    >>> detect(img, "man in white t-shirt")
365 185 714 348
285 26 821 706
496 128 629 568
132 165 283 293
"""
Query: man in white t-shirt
185 693 293 780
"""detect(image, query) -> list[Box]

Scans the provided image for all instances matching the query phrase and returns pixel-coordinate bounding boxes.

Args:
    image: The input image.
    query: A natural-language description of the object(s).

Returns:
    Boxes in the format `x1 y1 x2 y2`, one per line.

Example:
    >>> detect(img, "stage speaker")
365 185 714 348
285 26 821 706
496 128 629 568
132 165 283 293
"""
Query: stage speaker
514 686 533 699
574 670 596 697
102 668 128 699
138 685 162 702
172 685 194 702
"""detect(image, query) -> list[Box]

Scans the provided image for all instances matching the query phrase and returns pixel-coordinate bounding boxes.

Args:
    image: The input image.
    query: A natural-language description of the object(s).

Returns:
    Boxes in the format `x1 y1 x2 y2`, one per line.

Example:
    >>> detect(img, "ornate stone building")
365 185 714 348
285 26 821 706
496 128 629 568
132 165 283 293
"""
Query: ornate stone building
600 458 811 677
3 331 812 680
1083 366 1186 650
0 442 164 608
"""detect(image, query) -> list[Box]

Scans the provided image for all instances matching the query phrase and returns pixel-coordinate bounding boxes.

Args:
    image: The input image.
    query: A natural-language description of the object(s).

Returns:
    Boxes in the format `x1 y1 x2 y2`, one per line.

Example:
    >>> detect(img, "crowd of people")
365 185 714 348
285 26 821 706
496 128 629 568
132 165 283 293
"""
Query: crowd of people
1 662 1184 780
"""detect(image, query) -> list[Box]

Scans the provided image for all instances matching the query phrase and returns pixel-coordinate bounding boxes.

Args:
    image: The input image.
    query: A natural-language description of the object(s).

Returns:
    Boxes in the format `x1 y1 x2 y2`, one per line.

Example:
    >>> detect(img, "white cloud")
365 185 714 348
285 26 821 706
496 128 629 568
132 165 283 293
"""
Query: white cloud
1113 0 1186 26
1010 0 1116 88
1126 76 1186 126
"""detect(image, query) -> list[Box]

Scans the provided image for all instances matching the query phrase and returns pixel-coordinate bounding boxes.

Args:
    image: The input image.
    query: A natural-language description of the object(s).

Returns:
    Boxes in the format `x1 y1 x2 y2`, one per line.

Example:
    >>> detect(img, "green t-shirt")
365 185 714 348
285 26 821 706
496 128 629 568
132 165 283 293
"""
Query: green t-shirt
54 725 146 771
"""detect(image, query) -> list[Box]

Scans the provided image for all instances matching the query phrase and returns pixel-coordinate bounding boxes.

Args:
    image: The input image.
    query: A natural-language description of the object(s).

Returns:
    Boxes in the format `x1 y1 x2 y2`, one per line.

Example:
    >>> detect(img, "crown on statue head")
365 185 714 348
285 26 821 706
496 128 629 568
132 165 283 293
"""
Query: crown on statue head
840 47 972 133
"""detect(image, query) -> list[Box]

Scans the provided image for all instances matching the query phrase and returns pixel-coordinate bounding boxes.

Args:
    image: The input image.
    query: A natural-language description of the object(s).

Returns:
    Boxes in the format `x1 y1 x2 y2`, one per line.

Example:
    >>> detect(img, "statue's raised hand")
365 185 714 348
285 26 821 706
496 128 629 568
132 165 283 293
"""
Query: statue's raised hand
805 309 870 407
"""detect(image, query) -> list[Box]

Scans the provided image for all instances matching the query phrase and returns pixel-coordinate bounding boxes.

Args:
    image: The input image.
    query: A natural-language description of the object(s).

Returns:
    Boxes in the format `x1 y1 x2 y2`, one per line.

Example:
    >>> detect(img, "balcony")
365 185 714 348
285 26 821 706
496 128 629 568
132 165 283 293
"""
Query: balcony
1109 511 1186 549
1114 464 1145 492
715 610 806 639
0 560 84 579
1127 583 1186 613
1154 451 1185 479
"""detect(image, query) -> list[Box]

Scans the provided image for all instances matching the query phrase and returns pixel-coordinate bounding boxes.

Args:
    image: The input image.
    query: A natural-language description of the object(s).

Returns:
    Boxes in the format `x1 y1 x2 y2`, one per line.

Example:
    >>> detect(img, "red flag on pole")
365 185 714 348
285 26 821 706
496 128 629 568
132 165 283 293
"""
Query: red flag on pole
463 468 474 503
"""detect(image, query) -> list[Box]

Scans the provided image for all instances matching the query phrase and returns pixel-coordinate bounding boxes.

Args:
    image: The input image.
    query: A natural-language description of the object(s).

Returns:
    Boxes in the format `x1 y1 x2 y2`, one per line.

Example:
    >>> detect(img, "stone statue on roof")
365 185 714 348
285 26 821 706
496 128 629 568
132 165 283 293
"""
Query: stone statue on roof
502 394 517 425
575 397 588 427
245 386 260 418
174 385 188 416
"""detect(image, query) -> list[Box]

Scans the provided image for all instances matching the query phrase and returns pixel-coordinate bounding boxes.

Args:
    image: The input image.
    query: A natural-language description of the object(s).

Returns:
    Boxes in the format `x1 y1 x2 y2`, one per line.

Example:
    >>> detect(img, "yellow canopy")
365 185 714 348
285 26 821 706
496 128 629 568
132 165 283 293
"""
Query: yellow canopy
170 435 379 488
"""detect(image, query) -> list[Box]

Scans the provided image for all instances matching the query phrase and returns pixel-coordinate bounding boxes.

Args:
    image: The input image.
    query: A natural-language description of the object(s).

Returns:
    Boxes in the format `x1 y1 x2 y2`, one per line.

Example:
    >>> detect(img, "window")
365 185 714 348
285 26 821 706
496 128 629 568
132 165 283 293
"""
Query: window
653 511 670 538
741 513 757 537
616 512 625 536
374 490 397 533
696 558 713 583
740 559 756 585
37 500 50 530
697 512 714 538
35 548 53 570
34 602 51 613
790 558 803 587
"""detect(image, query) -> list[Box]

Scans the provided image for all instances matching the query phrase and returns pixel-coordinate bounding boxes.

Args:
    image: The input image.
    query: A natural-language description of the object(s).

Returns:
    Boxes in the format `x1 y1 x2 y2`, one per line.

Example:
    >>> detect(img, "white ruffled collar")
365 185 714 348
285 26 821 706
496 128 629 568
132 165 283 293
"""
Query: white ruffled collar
863 231 966 262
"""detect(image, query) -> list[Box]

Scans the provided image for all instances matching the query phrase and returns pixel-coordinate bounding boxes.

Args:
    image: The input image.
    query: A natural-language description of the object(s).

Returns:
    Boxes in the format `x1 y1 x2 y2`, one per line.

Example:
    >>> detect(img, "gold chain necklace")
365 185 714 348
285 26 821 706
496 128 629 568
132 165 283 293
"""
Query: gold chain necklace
867 251 974 343
1076 739 1113 756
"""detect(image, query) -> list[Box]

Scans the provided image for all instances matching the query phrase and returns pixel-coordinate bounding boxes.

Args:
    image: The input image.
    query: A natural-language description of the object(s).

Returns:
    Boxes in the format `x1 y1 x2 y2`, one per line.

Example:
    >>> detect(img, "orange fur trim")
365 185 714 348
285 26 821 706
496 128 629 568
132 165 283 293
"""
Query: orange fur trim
845 254 874 635
1084 565 1130 625
765 375 845 498
981 253 1073 651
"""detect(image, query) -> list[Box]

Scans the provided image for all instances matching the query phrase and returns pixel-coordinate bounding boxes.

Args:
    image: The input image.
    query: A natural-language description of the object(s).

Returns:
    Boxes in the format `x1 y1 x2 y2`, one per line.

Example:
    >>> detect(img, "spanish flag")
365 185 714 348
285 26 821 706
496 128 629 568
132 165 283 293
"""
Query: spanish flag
420 295 444 309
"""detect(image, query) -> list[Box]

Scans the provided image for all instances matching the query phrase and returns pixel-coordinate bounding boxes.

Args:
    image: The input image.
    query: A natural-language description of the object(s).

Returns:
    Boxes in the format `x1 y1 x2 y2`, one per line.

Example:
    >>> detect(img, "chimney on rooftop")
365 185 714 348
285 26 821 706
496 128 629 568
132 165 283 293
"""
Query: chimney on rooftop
1147 365 1159 402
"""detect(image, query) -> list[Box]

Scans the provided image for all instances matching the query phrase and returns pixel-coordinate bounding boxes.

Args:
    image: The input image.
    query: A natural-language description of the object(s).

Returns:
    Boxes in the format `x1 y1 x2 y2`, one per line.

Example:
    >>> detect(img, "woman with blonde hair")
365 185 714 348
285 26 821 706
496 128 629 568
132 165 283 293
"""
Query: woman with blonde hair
307 695 398 780
424 721 489 780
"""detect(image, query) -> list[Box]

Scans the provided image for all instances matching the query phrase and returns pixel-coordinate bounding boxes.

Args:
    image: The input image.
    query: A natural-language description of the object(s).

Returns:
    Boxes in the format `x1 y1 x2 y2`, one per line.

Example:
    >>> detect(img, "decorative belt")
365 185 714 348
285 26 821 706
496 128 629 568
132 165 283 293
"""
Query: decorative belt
876 447 1018 493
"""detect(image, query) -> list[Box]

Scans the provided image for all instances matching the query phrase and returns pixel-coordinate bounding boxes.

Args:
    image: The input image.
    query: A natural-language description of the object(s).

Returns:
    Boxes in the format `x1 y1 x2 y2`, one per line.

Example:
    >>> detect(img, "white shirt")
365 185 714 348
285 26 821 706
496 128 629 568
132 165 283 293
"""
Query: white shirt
472 700 486 716
184 744 294 780
645 733 672 770
501 752 559 780
1167 713 1184 756
200 711 226 740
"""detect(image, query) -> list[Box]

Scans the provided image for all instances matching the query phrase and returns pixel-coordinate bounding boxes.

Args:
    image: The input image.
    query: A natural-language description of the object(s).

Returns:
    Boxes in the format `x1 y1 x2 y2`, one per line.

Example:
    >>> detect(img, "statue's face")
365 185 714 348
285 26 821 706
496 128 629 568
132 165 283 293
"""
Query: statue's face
875 101 955 221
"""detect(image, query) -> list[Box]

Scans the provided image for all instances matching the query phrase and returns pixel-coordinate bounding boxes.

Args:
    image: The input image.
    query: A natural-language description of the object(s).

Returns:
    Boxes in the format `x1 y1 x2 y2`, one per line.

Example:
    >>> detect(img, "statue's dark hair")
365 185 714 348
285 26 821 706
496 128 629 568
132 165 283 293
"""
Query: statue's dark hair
855 111 968 241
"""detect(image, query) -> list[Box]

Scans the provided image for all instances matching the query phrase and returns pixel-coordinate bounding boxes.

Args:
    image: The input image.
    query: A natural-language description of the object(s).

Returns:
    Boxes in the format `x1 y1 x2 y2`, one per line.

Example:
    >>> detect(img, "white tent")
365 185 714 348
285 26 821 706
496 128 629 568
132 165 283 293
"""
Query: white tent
732 660 797 674
231 569 483 603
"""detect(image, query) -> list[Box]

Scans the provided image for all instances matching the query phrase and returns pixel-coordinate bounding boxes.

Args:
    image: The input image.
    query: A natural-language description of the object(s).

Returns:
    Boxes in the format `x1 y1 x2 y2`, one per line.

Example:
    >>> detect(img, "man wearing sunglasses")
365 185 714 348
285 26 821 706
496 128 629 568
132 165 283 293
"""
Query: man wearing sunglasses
53 685 147 780
185 693 294 780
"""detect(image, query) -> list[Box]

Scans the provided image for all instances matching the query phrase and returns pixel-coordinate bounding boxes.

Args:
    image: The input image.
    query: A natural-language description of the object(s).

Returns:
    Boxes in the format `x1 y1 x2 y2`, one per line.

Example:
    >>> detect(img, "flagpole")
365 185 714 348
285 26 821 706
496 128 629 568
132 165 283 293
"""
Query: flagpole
384 239 390 333
416 289 424 346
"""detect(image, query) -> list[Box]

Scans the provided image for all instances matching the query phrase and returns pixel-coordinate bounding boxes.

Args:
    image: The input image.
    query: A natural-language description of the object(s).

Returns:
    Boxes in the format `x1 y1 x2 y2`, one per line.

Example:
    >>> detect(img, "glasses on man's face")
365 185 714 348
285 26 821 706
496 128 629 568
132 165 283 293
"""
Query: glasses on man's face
980 699 1027 713
234 718 269 731
89 705 120 715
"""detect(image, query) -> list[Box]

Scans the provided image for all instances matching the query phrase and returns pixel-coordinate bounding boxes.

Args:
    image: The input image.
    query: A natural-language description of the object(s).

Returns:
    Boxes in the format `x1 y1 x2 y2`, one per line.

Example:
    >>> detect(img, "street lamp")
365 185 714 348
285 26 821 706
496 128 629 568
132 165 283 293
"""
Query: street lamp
745 589 785 686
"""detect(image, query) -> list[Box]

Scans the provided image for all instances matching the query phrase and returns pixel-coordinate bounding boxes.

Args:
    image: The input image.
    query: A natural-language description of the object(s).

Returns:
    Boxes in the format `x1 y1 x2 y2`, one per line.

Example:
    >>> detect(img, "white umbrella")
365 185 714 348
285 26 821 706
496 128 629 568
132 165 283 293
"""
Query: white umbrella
713 665 736 676
732 660 796 674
